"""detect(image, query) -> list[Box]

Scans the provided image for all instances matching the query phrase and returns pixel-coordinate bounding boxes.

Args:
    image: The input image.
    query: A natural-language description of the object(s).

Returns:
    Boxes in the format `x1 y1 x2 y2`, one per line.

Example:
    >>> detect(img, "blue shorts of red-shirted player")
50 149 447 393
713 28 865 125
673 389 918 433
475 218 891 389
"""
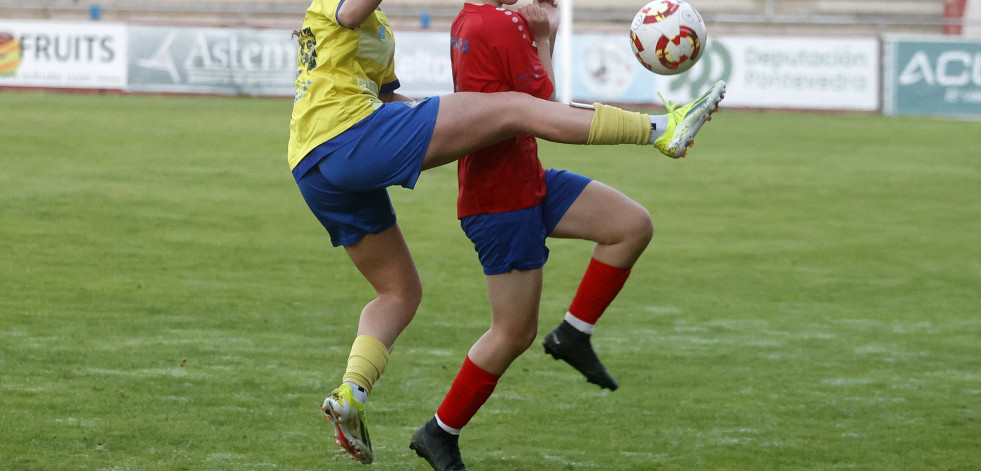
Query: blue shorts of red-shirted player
461 169 591 275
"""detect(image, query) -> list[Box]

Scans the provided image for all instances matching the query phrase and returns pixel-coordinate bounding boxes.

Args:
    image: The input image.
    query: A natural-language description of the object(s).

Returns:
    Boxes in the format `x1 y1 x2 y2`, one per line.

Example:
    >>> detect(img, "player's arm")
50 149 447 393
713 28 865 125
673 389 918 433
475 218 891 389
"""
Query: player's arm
537 0 559 56
519 3 556 100
380 92 413 102
378 68 404 102
336 0 384 28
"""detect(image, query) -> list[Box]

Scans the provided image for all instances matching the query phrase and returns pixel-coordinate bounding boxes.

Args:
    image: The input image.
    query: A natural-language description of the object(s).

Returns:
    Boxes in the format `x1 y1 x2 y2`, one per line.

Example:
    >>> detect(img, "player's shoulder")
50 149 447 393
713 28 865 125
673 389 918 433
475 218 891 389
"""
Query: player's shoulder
470 4 527 26
463 5 531 47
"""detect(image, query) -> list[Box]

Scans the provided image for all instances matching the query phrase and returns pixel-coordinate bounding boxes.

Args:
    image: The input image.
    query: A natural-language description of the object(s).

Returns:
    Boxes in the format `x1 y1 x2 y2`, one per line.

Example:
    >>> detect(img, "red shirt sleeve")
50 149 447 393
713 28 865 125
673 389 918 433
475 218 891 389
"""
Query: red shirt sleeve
495 17 553 99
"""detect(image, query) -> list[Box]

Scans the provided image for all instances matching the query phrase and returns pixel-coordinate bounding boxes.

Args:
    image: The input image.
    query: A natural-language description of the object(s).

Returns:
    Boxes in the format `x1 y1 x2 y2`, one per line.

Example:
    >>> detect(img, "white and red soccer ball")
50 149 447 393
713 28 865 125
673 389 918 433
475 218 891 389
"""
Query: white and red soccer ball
629 0 706 75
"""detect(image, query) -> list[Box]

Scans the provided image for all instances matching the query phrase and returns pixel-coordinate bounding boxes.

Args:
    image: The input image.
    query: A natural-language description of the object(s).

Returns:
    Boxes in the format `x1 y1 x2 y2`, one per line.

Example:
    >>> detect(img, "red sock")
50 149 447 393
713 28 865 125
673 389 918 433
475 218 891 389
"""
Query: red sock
568 258 632 325
435 356 500 431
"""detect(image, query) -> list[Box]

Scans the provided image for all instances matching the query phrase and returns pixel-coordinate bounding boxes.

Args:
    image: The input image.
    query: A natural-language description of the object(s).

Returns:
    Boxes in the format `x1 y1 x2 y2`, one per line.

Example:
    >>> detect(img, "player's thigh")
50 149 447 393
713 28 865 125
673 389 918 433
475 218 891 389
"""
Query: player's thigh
485 268 543 331
423 92 526 169
344 223 422 299
550 180 652 244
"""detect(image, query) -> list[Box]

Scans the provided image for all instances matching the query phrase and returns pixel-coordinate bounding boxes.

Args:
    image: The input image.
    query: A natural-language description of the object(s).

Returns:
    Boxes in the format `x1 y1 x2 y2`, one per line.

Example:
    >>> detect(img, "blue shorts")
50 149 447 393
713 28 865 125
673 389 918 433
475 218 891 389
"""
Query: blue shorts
460 169 592 275
295 97 439 247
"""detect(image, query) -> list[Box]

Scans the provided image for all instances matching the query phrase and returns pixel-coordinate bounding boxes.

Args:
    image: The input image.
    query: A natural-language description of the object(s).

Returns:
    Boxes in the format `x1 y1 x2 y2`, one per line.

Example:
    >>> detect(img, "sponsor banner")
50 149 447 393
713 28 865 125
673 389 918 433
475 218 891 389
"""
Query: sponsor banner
126 26 297 96
655 36 880 111
394 31 453 97
883 37 981 117
0 22 883 112
394 31 658 103
0 20 127 89
562 33 657 104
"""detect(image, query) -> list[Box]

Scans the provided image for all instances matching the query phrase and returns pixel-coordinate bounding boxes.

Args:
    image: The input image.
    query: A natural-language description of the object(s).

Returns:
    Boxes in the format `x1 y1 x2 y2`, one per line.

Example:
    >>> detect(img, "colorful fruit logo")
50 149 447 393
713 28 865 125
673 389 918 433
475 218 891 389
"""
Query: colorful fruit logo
0 32 22 77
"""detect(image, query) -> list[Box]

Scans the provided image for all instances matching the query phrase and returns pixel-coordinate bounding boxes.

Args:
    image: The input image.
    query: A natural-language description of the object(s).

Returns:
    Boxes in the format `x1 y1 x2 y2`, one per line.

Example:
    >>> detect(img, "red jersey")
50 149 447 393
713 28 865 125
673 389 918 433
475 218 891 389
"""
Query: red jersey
450 3 555 218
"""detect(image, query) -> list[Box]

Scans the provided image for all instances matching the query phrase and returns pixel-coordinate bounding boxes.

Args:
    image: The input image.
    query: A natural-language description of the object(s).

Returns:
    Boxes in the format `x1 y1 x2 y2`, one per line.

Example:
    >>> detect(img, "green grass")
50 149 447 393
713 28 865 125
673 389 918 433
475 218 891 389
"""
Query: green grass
1 90 979 470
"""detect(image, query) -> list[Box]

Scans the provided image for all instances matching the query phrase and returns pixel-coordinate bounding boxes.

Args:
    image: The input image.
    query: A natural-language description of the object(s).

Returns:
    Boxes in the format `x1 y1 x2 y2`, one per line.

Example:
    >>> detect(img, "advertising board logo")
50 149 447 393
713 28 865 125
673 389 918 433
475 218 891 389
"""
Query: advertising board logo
135 29 295 85
137 31 180 82
899 49 981 87
0 32 22 76
892 42 981 111
581 39 637 98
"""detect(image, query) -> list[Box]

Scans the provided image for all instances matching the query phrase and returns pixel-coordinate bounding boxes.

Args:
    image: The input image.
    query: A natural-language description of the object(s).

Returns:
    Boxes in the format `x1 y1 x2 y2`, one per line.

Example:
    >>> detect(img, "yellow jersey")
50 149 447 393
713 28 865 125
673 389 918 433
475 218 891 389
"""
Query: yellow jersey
288 0 399 171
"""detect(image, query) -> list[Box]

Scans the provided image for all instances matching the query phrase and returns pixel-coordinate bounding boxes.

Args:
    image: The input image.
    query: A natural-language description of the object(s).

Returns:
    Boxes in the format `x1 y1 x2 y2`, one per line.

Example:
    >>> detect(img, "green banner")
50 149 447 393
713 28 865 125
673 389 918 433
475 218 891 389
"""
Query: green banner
884 37 981 118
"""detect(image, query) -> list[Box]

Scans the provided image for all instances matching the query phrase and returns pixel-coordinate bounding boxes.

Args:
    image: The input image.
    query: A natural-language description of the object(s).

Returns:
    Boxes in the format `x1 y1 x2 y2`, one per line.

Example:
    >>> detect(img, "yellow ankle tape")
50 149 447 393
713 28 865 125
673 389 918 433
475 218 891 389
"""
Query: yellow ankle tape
342 335 390 394
586 103 651 145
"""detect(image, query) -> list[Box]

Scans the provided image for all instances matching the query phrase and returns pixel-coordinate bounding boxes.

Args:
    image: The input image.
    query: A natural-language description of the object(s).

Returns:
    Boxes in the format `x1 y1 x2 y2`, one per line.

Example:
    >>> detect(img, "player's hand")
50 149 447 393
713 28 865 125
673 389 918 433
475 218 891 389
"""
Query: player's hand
535 0 560 34
519 4 550 42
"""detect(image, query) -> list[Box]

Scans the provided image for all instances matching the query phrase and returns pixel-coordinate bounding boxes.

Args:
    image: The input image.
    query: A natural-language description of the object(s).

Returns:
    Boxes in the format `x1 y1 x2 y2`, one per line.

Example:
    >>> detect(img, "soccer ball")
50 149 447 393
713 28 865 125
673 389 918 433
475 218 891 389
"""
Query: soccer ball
629 0 706 75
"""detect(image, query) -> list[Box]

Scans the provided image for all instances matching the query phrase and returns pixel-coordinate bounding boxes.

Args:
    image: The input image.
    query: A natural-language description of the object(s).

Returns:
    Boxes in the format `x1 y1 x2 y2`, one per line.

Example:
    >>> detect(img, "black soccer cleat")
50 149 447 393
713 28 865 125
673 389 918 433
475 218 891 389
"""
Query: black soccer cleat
410 418 468 471
543 320 619 391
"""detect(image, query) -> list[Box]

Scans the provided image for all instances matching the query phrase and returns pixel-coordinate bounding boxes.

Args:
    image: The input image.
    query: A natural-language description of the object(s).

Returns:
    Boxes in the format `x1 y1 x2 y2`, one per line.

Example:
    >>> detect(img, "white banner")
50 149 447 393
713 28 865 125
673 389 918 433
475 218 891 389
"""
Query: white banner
395 31 660 104
126 26 297 96
658 36 881 111
394 31 454 98
562 33 657 104
0 20 127 89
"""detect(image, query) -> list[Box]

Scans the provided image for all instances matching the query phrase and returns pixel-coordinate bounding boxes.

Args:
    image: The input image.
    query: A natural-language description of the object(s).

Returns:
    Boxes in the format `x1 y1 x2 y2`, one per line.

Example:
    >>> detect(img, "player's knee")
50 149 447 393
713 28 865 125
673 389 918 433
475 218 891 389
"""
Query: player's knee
492 319 538 353
404 283 423 311
611 203 653 248
497 90 530 104
503 330 537 358
514 323 538 351
386 279 422 312
494 91 537 132
629 208 654 247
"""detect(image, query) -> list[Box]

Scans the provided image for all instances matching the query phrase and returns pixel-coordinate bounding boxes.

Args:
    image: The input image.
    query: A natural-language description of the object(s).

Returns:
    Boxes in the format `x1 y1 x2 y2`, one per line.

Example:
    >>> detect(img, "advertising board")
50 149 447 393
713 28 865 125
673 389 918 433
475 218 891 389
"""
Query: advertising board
656 36 881 111
564 33 657 104
126 26 297 96
394 31 454 97
0 20 127 89
884 37 981 118
0 21 892 115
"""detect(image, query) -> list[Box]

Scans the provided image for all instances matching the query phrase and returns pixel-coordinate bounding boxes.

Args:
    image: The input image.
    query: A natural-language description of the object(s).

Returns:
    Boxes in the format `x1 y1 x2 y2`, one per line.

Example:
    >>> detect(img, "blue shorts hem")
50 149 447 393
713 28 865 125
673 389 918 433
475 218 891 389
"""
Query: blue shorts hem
461 169 591 275
294 97 439 247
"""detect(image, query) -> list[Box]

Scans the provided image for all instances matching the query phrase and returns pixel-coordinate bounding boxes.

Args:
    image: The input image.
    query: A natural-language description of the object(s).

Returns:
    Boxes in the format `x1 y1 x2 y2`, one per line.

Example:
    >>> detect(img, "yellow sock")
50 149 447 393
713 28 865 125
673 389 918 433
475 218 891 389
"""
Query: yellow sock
586 103 652 145
342 335 390 394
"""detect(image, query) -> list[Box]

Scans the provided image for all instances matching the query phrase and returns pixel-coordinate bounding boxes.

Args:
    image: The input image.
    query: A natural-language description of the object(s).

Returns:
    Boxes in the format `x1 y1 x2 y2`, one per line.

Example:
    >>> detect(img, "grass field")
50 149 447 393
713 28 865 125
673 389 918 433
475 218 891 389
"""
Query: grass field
1 90 979 471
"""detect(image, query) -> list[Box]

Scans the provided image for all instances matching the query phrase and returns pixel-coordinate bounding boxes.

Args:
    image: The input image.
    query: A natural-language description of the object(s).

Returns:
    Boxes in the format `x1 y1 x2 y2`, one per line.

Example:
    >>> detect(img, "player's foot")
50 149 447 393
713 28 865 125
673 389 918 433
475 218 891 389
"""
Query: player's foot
543 320 619 391
653 79 726 158
410 418 468 471
322 383 373 464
